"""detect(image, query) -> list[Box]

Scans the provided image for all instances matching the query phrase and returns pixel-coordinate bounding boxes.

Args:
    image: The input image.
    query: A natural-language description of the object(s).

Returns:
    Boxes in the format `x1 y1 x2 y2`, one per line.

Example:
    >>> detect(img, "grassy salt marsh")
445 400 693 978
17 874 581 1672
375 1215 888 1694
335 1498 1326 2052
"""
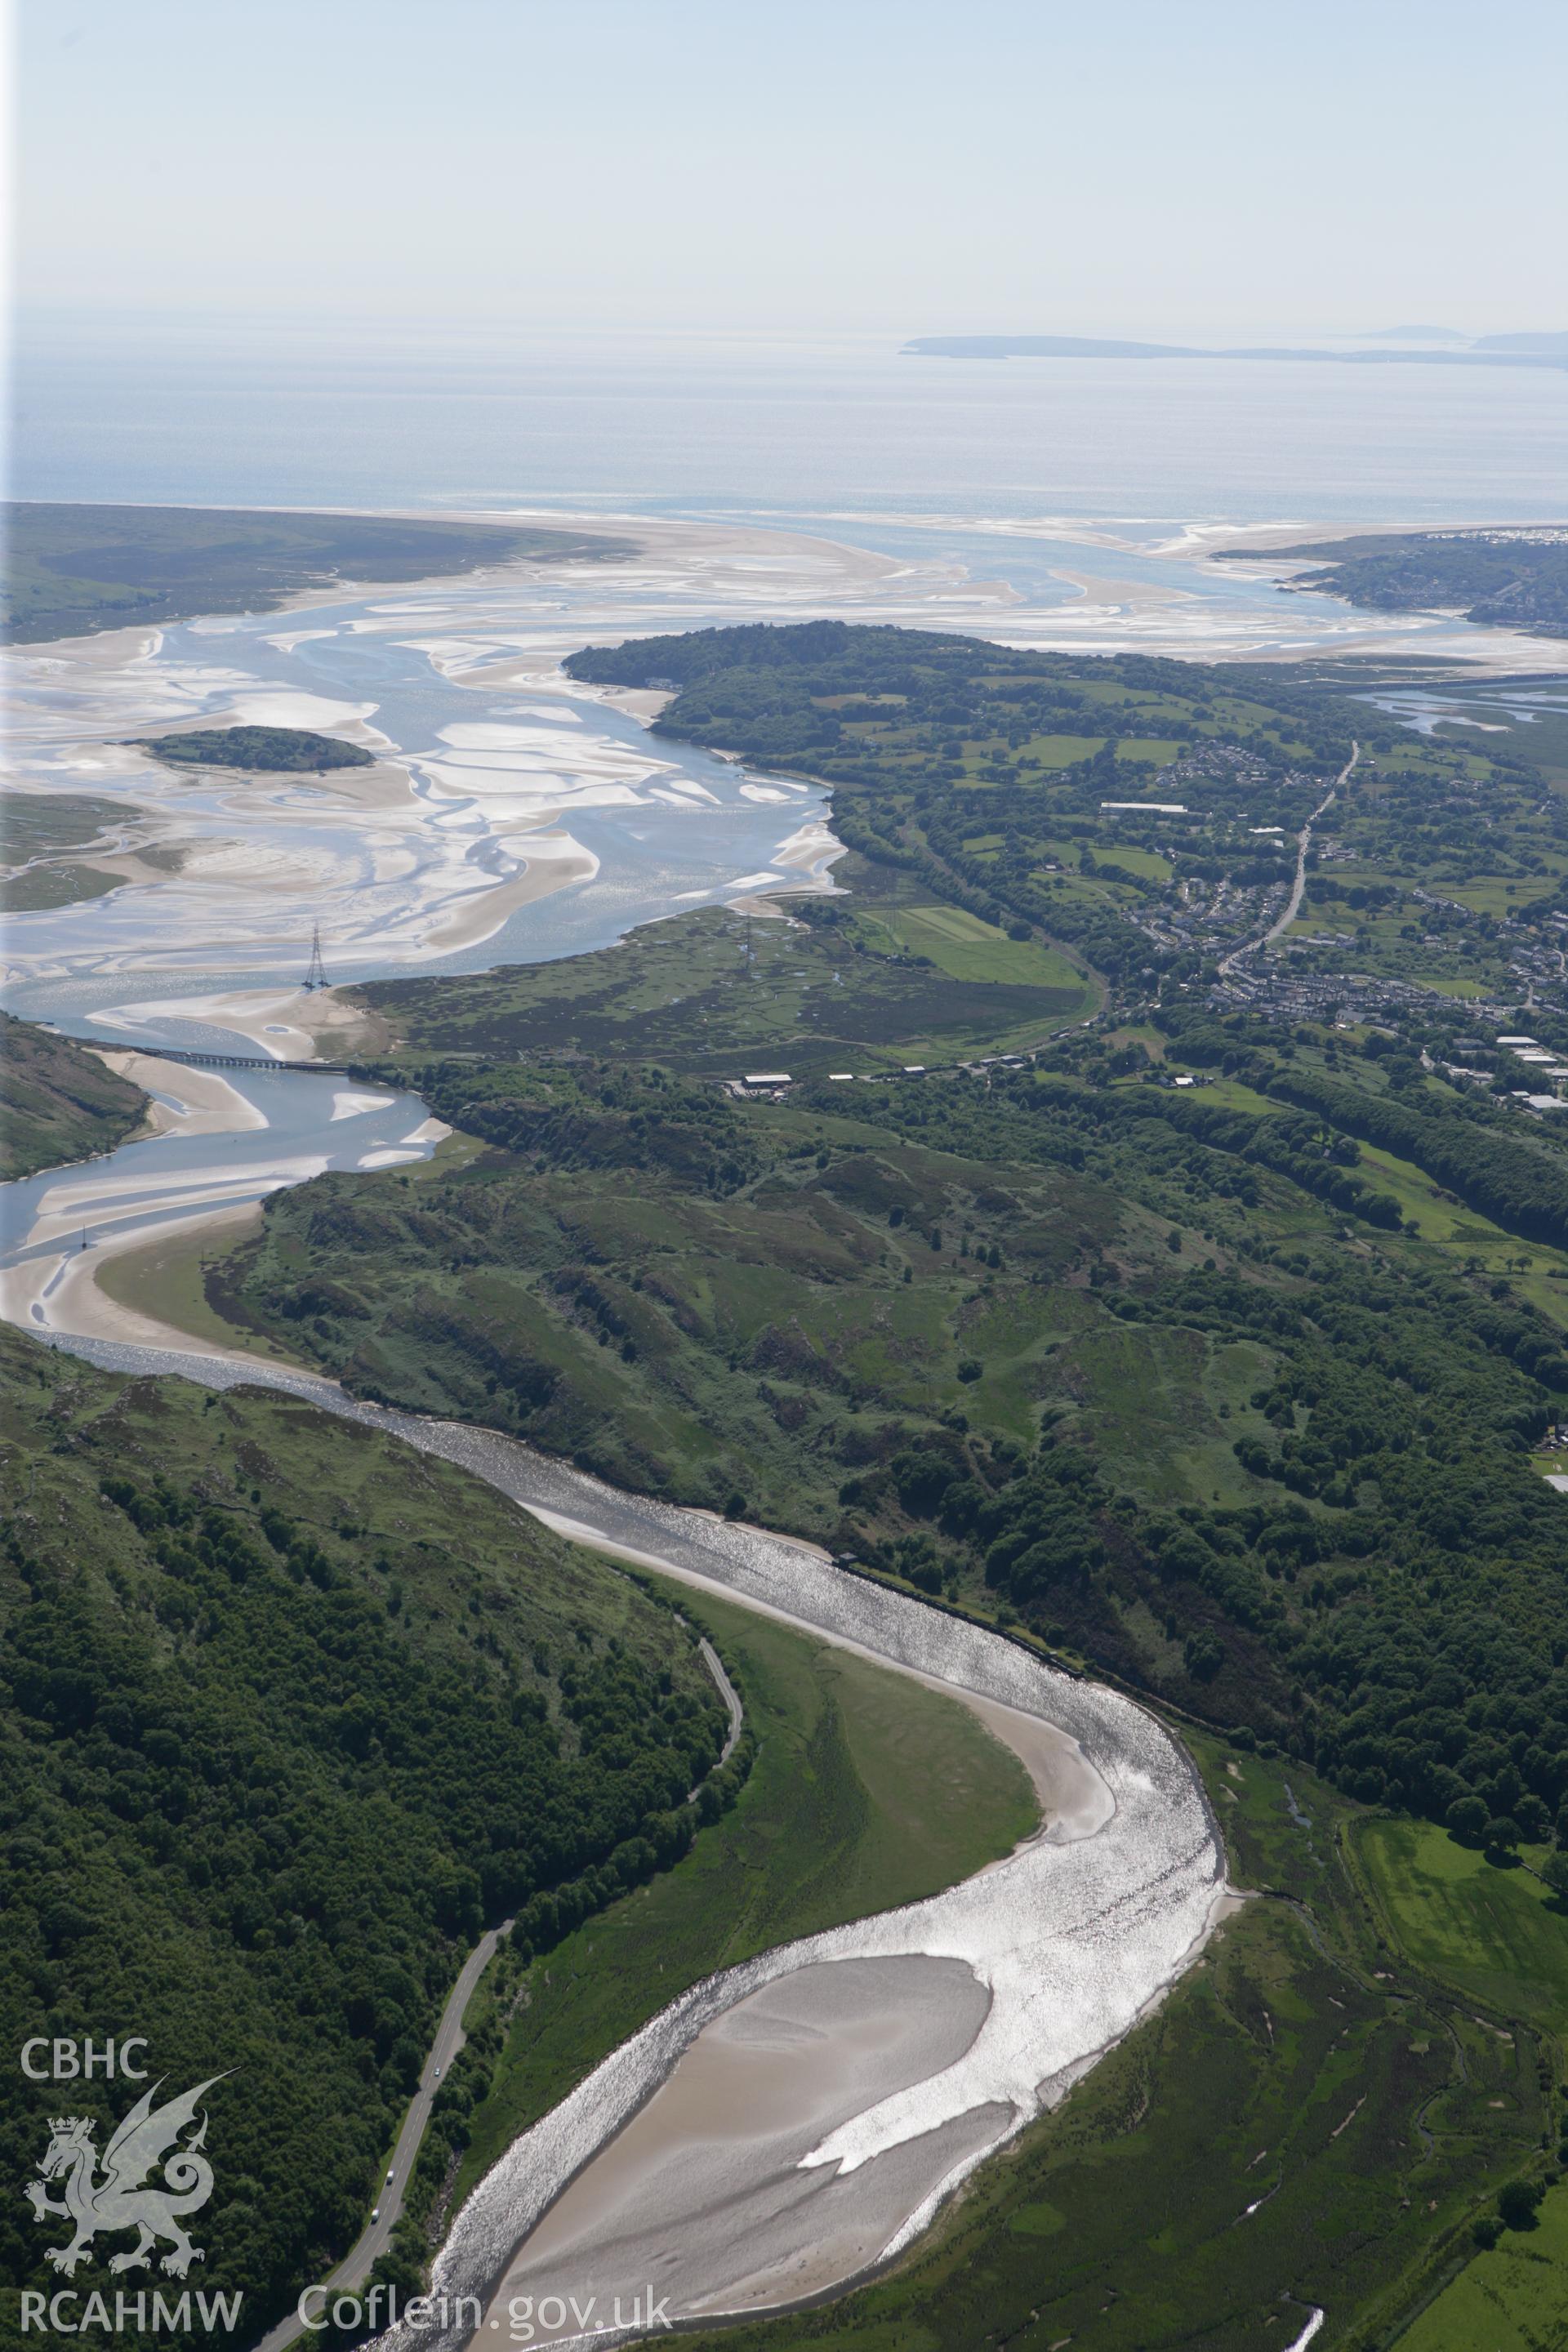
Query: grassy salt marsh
446 1581 1040 2209
682 1735 1556 2352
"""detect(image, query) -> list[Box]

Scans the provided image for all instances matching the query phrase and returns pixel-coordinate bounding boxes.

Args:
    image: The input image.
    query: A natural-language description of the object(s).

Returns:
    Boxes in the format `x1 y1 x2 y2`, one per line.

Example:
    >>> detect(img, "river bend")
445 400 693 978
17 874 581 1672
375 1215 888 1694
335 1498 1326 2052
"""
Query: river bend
34 1330 1227 2349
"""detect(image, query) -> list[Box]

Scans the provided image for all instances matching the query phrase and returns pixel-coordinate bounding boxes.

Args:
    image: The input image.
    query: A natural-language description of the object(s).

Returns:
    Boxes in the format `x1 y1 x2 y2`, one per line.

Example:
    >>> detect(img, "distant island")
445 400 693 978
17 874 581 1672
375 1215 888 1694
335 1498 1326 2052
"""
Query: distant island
1361 327 1568 354
902 332 1568 369
135 724 376 772
1361 324 1472 344
2 503 637 645
1220 528 1568 641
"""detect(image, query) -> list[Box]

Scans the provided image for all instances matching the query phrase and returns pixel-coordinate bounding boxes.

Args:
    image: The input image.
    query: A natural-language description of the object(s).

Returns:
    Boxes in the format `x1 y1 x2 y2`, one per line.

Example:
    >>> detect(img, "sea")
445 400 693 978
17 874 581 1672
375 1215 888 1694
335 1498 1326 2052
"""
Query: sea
14 316 1566 543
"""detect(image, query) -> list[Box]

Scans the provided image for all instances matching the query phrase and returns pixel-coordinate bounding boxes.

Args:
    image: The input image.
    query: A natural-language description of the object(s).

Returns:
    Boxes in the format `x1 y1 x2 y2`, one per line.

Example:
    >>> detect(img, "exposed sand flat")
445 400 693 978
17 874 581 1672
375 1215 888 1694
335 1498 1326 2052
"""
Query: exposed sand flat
419 833 599 953
1157 514 1568 561
24 501 1555 1002
483 1959 1002 2332
7 1198 271 1356
91 1052 270 1140
229 1419 1220 2352
127 688 396 752
328 1089 398 1123
100 984 393 1062
76 845 192 889
771 815 846 883
3 1325 1227 2352
0 1066 451 1367
1051 567 1186 608
13 622 166 668
422 639 675 724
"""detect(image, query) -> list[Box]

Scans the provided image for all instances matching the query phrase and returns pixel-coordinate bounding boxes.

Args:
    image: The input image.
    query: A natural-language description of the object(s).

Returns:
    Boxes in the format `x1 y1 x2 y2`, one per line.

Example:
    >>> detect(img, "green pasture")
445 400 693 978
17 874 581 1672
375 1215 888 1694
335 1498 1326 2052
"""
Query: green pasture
1357 1817 1568 2038
1398 2180 1568 2352
871 902 1087 990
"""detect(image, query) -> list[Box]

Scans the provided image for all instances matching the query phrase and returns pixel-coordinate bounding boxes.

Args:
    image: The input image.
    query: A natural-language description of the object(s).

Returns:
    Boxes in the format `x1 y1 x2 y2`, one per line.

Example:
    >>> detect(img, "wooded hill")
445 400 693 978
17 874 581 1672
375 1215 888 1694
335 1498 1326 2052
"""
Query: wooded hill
0 1332 727 2341
212 1037 1568 1860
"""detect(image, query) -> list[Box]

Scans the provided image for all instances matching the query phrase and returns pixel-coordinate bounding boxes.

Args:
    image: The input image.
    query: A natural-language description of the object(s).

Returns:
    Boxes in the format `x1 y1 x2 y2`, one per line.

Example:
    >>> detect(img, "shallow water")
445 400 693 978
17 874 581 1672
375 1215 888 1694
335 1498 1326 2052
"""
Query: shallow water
7 340 1550 2333
0 1061 439 1342
2 584 834 1006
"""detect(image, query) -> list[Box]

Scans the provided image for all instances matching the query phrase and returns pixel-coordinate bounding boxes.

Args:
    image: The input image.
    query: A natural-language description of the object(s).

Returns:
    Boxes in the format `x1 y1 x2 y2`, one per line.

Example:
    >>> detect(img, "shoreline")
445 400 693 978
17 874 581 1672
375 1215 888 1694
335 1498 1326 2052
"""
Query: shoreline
15 501 1565 679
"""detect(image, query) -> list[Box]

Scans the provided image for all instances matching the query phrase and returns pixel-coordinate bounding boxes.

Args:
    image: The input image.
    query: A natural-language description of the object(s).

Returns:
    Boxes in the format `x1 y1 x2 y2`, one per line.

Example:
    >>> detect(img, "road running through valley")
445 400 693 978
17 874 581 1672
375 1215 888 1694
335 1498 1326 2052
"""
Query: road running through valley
1218 740 1360 975
249 1639 743 2352
24 1324 1228 2352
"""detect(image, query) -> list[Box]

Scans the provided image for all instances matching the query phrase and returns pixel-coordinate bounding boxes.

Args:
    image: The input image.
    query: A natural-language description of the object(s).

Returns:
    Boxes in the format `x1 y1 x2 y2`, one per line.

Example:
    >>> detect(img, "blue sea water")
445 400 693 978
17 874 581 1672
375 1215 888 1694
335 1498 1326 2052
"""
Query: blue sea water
14 318 1566 532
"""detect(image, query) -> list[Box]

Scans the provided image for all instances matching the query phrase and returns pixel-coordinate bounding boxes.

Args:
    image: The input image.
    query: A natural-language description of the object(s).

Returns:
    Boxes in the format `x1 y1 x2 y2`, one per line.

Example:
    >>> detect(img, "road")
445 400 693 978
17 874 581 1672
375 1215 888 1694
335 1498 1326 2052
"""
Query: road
249 1641 742 2352
698 1636 745 1766
1218 740 1360 976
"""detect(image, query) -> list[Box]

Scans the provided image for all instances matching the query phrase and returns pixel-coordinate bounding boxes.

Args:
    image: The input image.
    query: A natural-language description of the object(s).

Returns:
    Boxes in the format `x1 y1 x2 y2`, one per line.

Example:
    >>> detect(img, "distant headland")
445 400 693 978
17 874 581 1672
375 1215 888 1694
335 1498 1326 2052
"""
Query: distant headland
902 330 1568 368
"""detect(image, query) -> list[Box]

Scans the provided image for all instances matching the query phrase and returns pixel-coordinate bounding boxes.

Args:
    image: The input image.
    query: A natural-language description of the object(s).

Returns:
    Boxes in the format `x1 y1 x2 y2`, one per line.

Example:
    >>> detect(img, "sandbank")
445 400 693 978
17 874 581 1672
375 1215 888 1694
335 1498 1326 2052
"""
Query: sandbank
91 1052 271 1140
115 984 394 1062
419 833 598 954
23 1200 274 1357
1051 567 1186 608
479 1958 1002 2334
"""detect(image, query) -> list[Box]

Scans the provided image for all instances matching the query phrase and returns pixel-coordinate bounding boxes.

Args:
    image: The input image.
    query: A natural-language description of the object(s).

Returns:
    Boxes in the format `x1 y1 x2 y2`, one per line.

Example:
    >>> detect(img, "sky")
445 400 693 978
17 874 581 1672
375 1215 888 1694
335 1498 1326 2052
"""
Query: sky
13 0 1568 341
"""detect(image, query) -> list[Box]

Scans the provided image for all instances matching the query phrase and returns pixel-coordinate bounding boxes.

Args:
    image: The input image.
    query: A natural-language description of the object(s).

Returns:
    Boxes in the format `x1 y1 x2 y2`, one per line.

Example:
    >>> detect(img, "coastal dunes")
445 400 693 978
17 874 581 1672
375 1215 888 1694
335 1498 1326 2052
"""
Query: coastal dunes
2 503 639 644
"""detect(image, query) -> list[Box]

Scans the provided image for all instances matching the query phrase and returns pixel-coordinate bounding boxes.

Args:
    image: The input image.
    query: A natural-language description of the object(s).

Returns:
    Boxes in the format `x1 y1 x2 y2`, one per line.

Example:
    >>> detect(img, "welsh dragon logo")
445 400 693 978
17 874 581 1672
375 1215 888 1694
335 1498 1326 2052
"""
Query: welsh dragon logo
25 2075 229 2278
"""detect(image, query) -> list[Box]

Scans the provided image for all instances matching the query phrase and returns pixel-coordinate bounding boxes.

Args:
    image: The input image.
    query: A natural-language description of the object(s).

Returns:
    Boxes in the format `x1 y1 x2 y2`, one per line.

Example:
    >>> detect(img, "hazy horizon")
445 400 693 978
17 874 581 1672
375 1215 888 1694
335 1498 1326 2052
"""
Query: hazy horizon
17 0 1568 341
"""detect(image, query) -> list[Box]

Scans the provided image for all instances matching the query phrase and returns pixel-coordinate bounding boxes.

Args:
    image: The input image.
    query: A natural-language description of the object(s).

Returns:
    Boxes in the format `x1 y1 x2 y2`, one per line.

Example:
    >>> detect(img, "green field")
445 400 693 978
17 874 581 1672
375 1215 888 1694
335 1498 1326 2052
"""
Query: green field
1359 1818 1568 2036
352 884 1090 1074
96 1205 310 1365
1398 2180 1568 2352
455 1583 1038 2198
863 901 1087 989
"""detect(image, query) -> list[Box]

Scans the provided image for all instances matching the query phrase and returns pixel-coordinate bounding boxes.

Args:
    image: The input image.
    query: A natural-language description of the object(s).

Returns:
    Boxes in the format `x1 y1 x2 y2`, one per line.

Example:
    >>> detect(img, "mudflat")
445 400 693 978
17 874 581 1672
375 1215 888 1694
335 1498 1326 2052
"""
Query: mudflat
476 1955 1003 2336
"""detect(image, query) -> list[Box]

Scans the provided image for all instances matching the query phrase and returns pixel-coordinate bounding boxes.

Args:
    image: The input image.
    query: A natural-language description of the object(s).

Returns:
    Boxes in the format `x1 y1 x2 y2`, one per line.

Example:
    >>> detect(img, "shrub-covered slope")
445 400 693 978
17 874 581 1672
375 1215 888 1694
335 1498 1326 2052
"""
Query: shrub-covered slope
0 1010 148 1179
212 1052 1568 1851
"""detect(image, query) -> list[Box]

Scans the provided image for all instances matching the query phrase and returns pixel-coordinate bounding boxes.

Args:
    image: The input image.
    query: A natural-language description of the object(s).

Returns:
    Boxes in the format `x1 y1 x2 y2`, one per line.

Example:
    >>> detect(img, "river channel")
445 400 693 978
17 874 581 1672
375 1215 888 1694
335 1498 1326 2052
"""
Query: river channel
2 523 1232 2345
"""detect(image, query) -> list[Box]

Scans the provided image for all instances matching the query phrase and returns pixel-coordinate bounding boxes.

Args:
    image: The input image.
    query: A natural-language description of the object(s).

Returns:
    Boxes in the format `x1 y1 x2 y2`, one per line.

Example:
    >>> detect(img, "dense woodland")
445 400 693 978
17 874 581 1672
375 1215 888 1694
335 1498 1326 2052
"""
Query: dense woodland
0 1335 727 2340
213 1032 1568 1861
1258 529 1568 639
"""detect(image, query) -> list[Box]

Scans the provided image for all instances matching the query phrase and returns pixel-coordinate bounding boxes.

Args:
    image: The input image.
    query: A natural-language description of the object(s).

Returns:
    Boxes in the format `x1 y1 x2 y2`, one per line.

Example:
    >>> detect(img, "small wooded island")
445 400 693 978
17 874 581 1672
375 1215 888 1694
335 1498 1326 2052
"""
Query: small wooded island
135 723 376 772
